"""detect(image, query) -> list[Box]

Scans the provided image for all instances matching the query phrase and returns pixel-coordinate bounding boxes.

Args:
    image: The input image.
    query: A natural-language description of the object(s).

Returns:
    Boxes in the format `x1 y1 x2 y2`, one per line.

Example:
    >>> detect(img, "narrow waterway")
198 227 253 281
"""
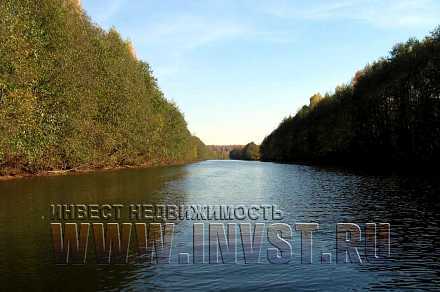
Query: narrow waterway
0 160 439 291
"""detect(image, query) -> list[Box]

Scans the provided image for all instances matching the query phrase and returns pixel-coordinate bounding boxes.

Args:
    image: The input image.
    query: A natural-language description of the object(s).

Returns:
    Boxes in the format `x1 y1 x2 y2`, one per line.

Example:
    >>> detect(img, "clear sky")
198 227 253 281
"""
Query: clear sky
82 0 440 145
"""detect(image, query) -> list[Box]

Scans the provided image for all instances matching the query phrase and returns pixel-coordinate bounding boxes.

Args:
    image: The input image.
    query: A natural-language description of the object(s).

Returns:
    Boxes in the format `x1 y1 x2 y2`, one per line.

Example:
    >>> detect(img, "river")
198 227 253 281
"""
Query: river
0 160 439 291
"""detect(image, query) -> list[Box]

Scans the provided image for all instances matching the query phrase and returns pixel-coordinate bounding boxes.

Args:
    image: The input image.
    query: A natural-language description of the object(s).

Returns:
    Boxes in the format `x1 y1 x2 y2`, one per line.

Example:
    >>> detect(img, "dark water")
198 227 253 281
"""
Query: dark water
0 160 439 291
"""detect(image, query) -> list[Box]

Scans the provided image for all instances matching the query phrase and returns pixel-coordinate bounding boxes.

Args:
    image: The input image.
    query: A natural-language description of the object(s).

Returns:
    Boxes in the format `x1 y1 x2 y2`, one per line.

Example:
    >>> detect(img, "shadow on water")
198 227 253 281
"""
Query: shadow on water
0 165 190 291
0 160 439 291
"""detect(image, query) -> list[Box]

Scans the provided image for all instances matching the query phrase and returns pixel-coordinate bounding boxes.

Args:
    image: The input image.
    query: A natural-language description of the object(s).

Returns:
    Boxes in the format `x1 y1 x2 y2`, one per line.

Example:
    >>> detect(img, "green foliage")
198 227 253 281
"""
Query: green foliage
0 0 210 173
207 145 241 159
261 26 440 169
229 142 260 161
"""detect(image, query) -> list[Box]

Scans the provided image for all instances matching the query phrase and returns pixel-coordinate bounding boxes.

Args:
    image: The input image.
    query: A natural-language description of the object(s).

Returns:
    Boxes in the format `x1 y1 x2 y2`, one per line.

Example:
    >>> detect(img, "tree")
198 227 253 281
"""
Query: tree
0 0 212 174
261 26 440 171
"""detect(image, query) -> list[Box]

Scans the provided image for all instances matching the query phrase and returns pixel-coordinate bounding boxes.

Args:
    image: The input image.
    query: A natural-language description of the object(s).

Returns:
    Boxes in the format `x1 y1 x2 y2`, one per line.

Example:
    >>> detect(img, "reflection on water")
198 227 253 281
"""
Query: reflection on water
0 160 439 291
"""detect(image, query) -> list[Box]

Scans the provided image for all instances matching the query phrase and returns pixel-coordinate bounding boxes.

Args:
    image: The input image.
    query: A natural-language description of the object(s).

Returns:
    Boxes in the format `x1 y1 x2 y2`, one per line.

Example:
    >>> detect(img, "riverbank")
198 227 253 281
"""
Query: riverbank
261 157 440 176
0 159 200 181
260 28 440 170
1 1 213 177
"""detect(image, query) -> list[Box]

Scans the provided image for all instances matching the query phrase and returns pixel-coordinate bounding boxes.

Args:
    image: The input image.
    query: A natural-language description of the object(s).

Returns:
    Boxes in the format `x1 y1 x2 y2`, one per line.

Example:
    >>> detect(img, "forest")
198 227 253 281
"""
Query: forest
261 27 440 171
207 145 242 160
0 0 213 175
229 142 260 161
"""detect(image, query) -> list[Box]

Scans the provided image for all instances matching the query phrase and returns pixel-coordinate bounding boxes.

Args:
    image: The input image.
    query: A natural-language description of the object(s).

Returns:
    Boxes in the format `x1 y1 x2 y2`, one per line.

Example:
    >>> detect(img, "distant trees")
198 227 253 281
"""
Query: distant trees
229 148 243 160
190 136 215 160
0 0 211 174
229 142 260 160
261 27 440 170
207 145 242 159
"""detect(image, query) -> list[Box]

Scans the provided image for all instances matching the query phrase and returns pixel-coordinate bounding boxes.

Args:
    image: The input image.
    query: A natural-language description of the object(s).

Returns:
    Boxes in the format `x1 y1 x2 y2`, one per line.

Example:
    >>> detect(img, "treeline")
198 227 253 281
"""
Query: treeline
207 145 242 159
261 27 440 170
229 142 260 161
0 0 212 174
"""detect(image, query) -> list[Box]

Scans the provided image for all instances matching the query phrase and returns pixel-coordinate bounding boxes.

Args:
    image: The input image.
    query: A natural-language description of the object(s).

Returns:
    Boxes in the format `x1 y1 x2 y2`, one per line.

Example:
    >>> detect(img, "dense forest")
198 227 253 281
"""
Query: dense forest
229 142 260 161
261 27 440 170
0 0 213 175
207 145 242 160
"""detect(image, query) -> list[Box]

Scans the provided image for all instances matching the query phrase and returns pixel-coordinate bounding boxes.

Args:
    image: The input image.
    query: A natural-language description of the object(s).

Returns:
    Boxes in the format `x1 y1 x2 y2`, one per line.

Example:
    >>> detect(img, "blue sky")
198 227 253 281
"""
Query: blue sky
82 0 440 145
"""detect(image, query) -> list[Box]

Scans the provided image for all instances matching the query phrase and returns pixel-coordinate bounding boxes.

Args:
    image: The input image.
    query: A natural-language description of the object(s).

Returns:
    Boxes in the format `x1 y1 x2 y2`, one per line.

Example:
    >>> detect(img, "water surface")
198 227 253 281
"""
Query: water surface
0 160 439 291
